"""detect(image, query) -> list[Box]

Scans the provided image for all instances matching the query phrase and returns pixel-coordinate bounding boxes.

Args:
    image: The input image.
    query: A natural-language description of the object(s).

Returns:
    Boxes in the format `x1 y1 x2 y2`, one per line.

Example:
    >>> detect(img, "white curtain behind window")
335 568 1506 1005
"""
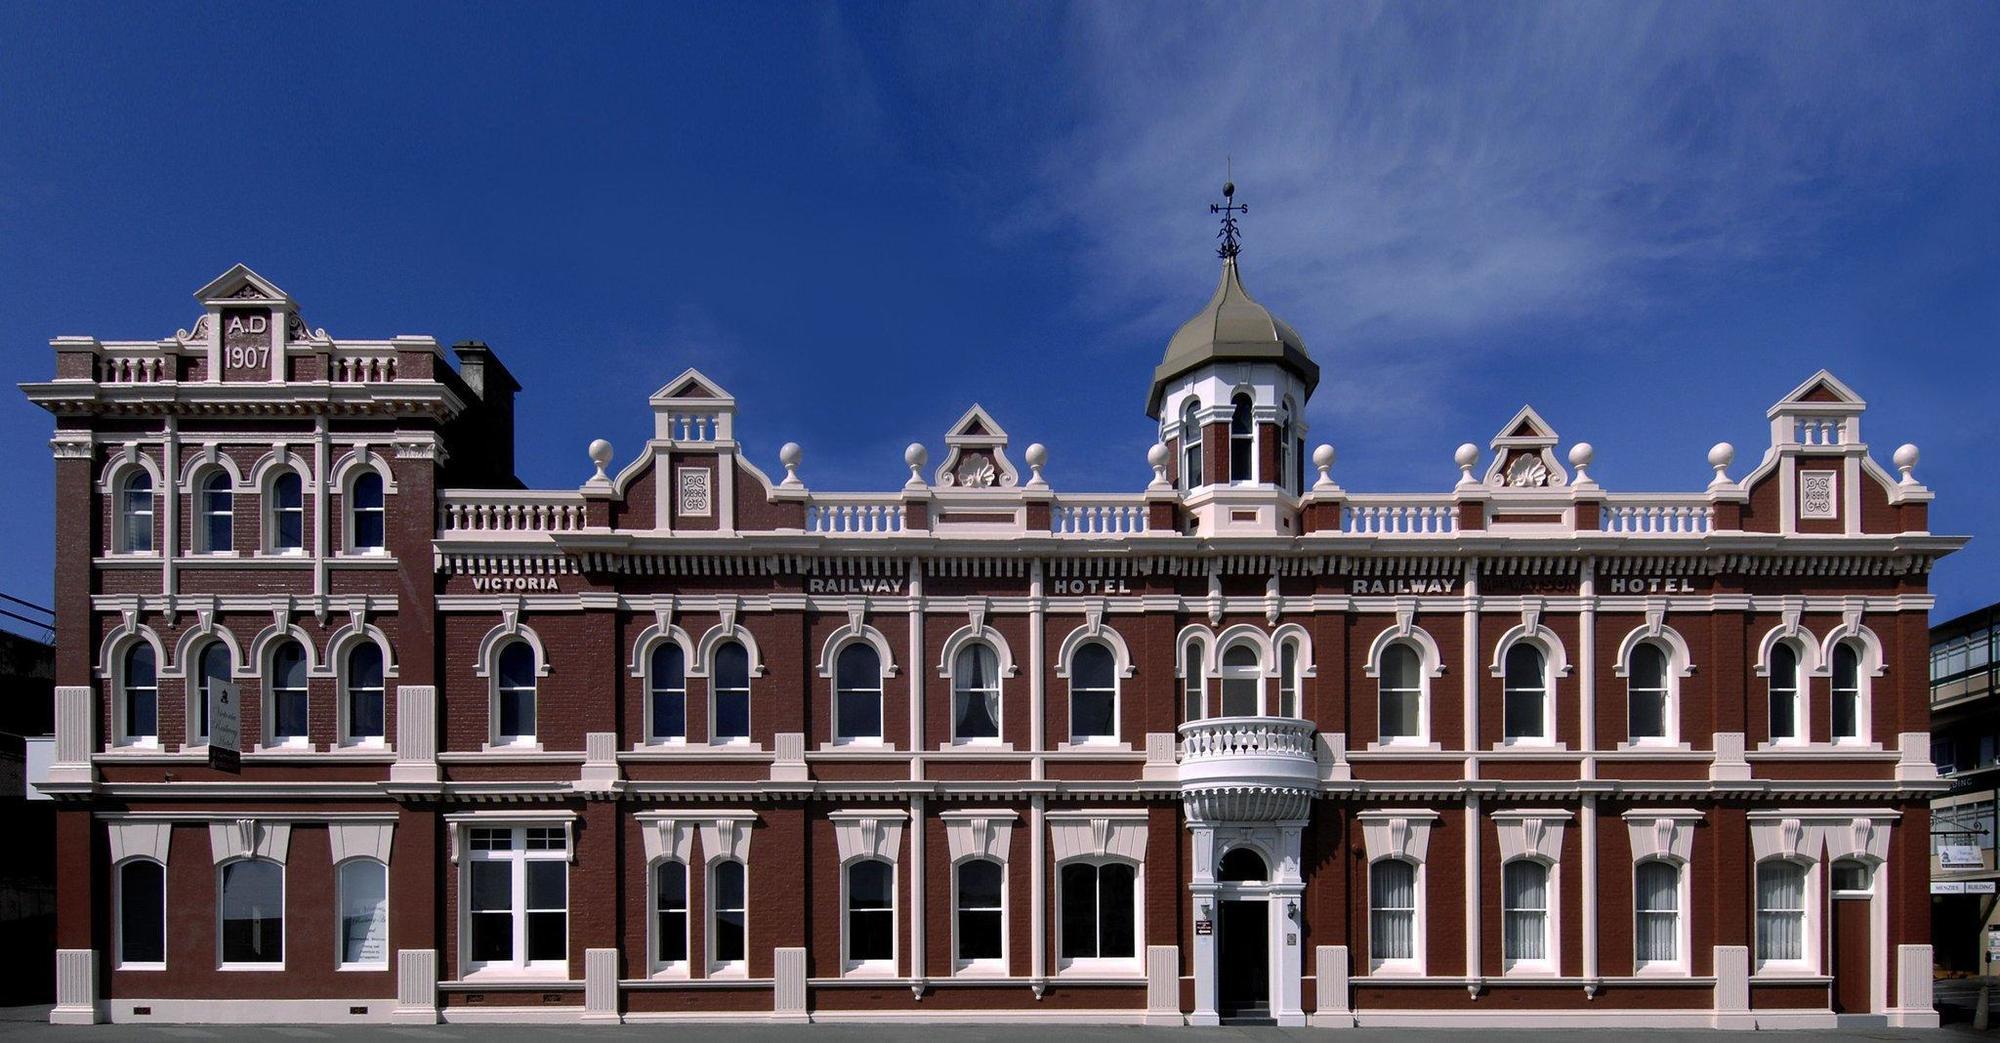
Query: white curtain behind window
1502 860 1548 962
1634 861 1679 964
1756 861 1805 961
1369 859 1416 960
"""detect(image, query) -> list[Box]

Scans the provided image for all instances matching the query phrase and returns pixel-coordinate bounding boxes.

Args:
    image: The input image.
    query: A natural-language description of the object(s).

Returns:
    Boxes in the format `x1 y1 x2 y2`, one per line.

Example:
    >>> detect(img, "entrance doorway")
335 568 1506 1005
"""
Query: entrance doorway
1829 858 1874 1019
1217 899 1270 1021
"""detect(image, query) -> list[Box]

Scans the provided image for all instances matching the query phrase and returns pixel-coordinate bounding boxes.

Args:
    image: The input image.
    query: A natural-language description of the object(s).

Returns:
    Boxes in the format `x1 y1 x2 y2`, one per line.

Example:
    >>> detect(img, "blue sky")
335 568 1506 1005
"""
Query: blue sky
1 2 1996 621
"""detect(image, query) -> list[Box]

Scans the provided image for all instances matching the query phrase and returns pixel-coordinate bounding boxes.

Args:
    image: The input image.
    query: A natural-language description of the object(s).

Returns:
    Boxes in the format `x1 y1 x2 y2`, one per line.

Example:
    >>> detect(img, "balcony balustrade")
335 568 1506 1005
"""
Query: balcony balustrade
1177 716 1319 822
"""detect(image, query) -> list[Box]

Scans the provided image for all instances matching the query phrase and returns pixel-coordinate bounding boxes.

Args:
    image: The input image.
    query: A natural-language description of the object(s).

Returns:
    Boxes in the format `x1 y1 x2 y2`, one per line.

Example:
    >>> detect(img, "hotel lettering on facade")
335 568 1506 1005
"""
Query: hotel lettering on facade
24 259 1959 1027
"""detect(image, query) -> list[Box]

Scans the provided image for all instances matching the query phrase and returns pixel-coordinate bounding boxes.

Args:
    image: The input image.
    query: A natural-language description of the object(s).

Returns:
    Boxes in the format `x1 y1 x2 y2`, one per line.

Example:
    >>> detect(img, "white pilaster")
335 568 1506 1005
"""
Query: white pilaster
909 793 926 988
1029 794 1046 991
391 685 438 786
1464 795 1481 983
582 948 619 1023
1712 944 1751 1029
1187 824 1218 1025
1580 795 1598 985
1887 944 1938 1027
1029 560 1045 779
1310 945 1352 1027
50 686 94 786
393 948 438 1024
51 949 96 1025
773 947 809 1022
1144 945 1182 1025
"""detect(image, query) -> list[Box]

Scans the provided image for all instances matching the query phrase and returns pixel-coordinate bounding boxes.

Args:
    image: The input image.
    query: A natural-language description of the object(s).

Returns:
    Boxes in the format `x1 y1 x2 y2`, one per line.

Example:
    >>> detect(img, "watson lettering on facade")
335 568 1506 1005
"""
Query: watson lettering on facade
22 237 1958 1028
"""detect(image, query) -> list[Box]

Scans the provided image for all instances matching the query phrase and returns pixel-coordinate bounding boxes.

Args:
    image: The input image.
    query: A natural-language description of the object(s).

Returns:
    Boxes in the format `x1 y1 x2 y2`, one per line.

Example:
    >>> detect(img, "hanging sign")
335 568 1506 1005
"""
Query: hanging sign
208 679 242 773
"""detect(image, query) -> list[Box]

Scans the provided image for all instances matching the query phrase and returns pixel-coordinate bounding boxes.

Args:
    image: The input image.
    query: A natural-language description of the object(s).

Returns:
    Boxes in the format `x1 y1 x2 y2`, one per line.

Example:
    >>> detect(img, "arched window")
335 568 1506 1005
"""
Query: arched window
1755 860 1807 964
1278 640 1301 718
1217 848 1267 882
1379 642 1423 743
1369 858 1417 965
350 471 386 552
1180 399 1203 489
1501 859 1550 967
119 470 155 554
117 859 166 968
1068 643 1118 742
1058 861 1136 963
268 640 309 745
649 643 686 742
653 860 688 969
710 860 747 972
1768 643 1802 744
1181 640 1207 722
337 859 388 968
344 642 385 744
1627 642 1670 743
219 858 284 965
200 471 233 553
955 859 1004 966
1831 641 1863 743
193 641 231 745
270 471 304 553
1229 393 1255 482
1219 644 1261 717
835 643 883 743
712 641 751 742
1634 860 1680 968
1503 643 1549 742
951 643 1000 741
120 643 158 744
495 641 538 745
845 859 896 968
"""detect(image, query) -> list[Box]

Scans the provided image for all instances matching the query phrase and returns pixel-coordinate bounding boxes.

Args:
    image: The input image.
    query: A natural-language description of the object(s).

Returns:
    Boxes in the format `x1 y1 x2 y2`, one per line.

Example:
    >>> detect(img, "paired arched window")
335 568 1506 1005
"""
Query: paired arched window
494 641 538 745
1057 860 1136 963
199 471 233 553
268 640 309 745
713 641 752 741
1501 859 1550 966
336 859 388 969
1755 859 1807 964
1228 393 1255 482
118 471 155 553
955 858 1004 966
1634 860 1681 968
349 471 386 552
1768 642 1803 744
834 643 884 743
653 860 689 970
1180 639 1206 722
845 858 896 968
951 642 1001 741
344 642 385 744
120 643 158 744
710 860 747 971
1068 642 1118 742
269 471 305 553
1502 643 1550 743
649 643 687 742
117 859 166 968
1626 642 1671 743
219 858 284 966
1180 399 1203 489
1831 640 1864 743
1218 644 1261 717
1369 858 1417 966
1378 642 1423 743
193 641 231 745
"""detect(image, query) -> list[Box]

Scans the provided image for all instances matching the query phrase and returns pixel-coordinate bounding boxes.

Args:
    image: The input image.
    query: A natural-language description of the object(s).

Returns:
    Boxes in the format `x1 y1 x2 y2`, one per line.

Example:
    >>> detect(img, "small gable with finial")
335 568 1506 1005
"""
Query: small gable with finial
934 404 1019 488
1483 405 1569 489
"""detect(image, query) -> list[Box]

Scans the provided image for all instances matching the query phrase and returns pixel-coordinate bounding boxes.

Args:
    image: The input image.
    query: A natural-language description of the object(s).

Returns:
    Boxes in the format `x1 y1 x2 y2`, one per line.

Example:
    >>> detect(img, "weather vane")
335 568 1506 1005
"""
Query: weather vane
1210 166 1246 259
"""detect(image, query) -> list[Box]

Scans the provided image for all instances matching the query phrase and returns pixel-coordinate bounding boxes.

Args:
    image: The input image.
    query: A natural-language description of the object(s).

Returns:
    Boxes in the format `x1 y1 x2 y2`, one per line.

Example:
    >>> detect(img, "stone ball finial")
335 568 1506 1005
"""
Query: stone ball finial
904 442 928 487
1568 442 1594 470
1707 441 1735 489
1146 442 1170 489
778 442 803 486
1454 443 1479 486
587 438 613 480
1024 443 1048 488
1894 443 1919 484
1311 444 1338 491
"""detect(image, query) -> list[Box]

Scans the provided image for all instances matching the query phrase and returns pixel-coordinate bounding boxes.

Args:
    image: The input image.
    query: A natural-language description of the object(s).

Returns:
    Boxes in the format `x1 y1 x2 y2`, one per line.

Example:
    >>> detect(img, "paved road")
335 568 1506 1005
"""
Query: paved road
0 1013 1989 1042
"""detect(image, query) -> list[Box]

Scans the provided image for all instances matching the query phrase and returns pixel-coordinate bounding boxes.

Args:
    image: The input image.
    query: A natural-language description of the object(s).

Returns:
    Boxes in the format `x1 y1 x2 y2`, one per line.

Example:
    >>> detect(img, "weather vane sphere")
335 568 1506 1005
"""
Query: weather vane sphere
1224 181 1235 199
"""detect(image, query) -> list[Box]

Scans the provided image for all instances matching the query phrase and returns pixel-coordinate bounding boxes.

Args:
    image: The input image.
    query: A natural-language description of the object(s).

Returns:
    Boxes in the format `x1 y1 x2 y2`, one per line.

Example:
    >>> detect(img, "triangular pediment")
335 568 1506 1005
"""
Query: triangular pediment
651 367 733 404
193 263 292 305
1492 404 1557 446
1775 369 1864 409
944 403 1008 444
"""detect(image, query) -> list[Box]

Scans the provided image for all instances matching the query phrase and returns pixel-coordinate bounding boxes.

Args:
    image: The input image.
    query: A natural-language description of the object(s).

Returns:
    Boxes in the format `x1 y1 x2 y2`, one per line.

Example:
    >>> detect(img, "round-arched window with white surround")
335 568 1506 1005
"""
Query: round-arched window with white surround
1218 643 1261 717
1180 399 1203 490
1502 643 1550 743
951 642 1001 741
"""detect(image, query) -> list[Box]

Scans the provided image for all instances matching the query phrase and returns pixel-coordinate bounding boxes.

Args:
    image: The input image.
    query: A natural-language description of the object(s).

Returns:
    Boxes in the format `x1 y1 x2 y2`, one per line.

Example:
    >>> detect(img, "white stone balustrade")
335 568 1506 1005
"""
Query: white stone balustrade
102 353 168 383
660 409 723 444
331 353 397 382
1177 716 1319 821
1051 499 1148 535
807 498 906 534
440 493 589 534
1792 416 1849 445
1601 497 1714 534
1340 497 1457 535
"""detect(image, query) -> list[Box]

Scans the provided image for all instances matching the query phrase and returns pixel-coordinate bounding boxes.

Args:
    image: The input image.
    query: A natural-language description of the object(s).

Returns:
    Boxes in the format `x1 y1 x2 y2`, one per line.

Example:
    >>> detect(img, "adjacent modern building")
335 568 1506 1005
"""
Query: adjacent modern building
1928 603 2000 975
23 243 1960 1027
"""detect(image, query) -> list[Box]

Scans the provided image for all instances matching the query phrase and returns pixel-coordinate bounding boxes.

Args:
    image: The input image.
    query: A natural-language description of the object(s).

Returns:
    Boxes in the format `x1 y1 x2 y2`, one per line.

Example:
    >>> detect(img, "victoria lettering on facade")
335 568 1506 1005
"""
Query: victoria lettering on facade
23 216 1959 1028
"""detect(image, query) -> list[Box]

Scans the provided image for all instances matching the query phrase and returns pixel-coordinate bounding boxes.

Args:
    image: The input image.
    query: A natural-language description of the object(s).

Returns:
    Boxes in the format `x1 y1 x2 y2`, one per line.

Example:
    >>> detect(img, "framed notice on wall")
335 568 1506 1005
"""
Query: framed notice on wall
209 679 242 772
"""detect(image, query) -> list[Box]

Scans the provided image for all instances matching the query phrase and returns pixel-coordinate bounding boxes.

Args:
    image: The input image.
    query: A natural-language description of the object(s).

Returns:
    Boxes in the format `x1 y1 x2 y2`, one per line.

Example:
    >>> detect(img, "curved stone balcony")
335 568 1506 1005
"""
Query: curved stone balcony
1177 716 1319 822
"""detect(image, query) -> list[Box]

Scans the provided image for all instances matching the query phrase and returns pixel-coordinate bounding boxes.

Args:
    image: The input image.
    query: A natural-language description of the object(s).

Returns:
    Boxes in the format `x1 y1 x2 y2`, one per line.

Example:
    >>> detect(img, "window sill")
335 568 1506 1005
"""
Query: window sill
218 962 287 972
1615 740 1692 753
709 739 760 751
1054 959 1143 978
1751 962 1821 979
335 739 390 754
253 741 316 754
819 739 894 752
648 965 691 980
1633 963 1690 977
952 962 1009 977
116 963 166 972
110 739 161 752
1057 739 1132 753
459 966 572 983
938 740 1014 752
1750 743 1893 758
706 963 748 979
482 741 546 754
1368 960 1425 977
190 550 241 559
1367 739 1440 753
337 963 390 972
1500 962 1559 977
841 962 899 978
1489 740 1568 753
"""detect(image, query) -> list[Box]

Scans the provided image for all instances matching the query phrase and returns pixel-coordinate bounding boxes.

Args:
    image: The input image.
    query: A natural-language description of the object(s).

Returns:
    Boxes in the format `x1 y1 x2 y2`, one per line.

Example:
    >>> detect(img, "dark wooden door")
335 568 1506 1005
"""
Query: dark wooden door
1218 899 1269 1019
1831 895 1872 1014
